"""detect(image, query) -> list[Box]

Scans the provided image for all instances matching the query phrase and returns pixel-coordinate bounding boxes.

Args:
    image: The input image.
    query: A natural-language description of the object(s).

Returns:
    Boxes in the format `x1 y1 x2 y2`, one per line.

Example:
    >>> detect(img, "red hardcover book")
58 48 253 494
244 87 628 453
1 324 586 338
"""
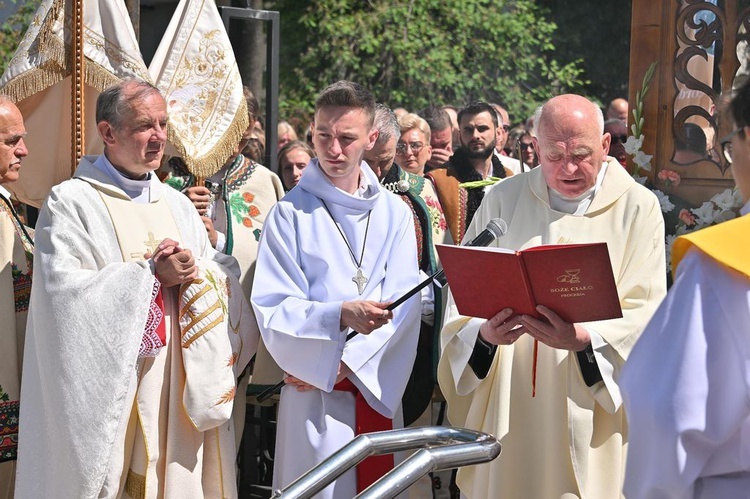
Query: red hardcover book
435 242 622 323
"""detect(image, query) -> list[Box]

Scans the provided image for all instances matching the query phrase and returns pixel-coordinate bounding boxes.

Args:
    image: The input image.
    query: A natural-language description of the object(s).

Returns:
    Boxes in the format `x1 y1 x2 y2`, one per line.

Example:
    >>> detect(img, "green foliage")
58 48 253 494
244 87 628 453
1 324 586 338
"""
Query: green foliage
273 0 587 125
0 0 40 76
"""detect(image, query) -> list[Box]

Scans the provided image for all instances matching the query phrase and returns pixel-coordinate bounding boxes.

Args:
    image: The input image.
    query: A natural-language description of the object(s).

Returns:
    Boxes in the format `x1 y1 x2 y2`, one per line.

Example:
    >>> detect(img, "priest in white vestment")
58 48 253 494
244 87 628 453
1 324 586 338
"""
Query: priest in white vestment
0 97 31 499
251 81 421 498
621 81 750 499
16 79 258 499
438 94 667 498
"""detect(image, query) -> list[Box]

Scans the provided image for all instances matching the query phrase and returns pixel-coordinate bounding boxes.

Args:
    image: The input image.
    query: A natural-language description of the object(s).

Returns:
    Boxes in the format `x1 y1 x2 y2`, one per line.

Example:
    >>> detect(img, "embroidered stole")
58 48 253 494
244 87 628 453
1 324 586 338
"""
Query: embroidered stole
0 197 33 466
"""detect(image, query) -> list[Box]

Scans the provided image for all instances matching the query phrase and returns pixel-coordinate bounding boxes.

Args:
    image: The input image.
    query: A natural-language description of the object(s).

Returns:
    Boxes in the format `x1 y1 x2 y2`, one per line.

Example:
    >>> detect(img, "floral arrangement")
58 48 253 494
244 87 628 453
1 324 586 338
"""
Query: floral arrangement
625 61 744 273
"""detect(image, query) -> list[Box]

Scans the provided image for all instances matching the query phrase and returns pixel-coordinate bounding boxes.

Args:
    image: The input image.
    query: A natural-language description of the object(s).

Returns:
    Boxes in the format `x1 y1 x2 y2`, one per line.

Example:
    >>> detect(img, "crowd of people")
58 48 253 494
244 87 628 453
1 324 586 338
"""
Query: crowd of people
0 75 748 499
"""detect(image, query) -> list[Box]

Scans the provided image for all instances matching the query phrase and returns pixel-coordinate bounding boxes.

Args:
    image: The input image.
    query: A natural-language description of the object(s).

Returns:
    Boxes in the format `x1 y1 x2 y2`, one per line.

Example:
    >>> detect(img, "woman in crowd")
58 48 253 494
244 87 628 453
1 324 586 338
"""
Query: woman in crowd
278 140 315 191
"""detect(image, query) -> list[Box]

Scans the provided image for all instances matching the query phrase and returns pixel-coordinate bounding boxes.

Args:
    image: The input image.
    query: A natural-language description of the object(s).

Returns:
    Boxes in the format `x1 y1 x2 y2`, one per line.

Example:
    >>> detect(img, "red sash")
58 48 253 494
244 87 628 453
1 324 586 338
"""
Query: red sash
333 378 394 492
154 283 167 344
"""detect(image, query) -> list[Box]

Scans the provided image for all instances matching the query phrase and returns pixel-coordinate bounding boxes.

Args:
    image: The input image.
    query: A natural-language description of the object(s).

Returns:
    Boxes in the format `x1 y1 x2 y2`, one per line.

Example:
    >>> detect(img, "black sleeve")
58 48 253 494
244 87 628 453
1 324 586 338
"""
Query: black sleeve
576 343 603 386
468 334 497 379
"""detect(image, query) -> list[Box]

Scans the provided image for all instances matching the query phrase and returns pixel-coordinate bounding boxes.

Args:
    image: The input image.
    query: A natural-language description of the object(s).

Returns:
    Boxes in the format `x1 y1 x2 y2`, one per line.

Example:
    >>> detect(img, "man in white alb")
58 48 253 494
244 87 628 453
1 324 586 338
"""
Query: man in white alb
251 81 421 498
16 79 258 498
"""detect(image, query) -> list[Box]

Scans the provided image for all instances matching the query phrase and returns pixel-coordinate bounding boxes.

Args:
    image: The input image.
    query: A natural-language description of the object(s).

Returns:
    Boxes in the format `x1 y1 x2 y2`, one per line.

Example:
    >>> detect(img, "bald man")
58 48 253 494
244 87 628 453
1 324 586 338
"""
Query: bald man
0 97 31 499
438 94 666 498
606 97 629 122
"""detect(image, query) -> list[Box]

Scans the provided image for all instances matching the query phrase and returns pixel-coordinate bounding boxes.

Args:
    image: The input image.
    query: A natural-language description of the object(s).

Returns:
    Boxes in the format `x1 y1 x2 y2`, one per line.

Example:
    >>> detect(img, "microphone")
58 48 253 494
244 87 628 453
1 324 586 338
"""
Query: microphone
255 218 507 404
390 218 507 307
433 217 507 287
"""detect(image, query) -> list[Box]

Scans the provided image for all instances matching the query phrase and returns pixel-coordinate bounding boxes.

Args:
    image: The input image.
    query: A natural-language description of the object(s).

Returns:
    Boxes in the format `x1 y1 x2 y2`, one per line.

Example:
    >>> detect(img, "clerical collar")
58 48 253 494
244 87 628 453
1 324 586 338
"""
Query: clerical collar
97 154 157 204
741 199 750 216
548 161 609 216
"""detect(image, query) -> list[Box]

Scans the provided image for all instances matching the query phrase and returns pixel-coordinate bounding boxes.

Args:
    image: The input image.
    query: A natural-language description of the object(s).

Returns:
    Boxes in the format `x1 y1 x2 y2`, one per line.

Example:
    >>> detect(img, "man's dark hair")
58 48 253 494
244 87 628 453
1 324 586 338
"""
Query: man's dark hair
315 81 375 127
418 105 451 132
96 78 162 129
457 101 499 128
730 80 750 129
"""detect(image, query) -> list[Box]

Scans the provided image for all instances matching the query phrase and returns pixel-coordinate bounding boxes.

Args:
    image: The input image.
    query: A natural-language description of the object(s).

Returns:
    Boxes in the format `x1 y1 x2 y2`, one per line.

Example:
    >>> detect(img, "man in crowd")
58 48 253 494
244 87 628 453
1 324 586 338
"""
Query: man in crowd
491 102 523 175
251 81 421 498
621 80 750 499
438 94 666 498
16 79 258 498
419 105 454 171
0 97 31 499
442 105 460 149
604 118 628 167
606 97 629 121
428 101 513 243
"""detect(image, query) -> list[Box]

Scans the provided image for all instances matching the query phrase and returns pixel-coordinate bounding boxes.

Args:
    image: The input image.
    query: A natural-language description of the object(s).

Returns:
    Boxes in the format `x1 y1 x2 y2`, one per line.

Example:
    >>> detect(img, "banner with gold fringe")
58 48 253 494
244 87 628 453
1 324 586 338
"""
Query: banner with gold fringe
148 0 248 180
0 0 154 207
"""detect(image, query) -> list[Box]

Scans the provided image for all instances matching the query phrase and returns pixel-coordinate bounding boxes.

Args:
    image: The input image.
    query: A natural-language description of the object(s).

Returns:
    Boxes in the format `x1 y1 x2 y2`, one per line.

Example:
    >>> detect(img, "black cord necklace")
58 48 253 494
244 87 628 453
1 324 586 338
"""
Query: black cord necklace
320 199 372 295
0 193 34 247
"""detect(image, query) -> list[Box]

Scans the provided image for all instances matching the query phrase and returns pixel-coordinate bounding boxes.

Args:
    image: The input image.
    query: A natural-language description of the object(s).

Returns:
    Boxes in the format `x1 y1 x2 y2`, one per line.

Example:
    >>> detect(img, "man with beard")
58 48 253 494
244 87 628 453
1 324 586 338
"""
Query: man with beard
427 101 513 243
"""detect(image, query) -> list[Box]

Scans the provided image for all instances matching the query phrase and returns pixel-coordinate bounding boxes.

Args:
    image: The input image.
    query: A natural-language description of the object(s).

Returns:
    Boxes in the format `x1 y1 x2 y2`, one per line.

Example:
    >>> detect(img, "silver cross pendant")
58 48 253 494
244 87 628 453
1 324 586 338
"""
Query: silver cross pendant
352 268 368 295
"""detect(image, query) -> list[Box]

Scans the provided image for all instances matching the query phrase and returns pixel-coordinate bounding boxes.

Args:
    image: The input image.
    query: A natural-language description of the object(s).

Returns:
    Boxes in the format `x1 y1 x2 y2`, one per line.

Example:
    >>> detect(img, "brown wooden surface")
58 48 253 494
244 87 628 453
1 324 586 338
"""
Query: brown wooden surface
629 0 745 207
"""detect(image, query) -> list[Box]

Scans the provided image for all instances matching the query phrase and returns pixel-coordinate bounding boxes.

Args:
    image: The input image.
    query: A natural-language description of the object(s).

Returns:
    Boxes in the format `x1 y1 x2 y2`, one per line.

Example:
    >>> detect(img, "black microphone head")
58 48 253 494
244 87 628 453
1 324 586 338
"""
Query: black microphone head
486 218 508 239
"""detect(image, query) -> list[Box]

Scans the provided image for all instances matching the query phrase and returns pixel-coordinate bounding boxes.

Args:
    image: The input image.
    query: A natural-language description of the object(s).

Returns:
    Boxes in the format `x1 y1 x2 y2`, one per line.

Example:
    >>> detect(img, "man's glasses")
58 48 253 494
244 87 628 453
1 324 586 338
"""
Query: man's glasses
396 141 425 156
720 127 743 164
610 134 628 144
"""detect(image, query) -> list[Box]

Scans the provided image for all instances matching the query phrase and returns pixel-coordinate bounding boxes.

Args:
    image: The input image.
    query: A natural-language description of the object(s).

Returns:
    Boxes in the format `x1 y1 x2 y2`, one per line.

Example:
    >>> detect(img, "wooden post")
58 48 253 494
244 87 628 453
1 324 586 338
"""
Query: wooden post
71 0 85 174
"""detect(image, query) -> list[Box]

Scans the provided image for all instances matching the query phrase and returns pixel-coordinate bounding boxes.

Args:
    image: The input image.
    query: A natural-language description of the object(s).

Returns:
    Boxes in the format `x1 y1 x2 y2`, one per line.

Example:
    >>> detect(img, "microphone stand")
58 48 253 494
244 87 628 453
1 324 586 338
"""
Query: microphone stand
254 269 445 403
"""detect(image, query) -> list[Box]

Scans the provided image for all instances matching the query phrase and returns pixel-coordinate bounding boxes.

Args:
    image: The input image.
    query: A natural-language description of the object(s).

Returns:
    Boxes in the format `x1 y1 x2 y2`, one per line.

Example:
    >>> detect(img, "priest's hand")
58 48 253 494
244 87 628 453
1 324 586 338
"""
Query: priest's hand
479 308 525 345
340 300 393 335
153 246 198 288
186 186 211 216
201 216 218 247
519 305 591 351
283 363 351 392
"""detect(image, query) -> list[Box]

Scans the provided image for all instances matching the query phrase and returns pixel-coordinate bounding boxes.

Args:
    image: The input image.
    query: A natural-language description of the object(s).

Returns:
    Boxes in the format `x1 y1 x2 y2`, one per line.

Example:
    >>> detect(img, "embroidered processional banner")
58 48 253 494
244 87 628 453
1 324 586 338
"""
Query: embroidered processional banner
0 0 154 207
148 0 248 179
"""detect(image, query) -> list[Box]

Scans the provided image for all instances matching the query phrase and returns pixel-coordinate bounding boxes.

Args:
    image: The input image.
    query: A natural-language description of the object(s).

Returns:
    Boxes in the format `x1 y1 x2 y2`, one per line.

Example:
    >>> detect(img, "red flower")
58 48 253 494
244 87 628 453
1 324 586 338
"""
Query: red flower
242 218 253 227
242 192 255 203
678 209 696 226
658 169 681 186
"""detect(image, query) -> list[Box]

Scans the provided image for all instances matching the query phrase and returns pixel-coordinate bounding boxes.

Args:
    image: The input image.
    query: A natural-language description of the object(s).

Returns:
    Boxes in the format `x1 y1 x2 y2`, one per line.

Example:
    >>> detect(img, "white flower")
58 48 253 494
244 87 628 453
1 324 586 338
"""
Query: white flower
633 150 653 171
624 135 643 155
633 175 648 185
712 188 737 211
714 209 738 224
692 201 717 226
652 189 675 212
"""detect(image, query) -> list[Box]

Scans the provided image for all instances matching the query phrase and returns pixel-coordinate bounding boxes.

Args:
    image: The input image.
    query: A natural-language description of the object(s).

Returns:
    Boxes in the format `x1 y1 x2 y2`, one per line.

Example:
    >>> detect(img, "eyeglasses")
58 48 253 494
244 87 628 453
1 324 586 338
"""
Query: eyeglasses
720 127 743 164
610 134 628 144
502 125 510 132
396 141 425 156
518 143 533 150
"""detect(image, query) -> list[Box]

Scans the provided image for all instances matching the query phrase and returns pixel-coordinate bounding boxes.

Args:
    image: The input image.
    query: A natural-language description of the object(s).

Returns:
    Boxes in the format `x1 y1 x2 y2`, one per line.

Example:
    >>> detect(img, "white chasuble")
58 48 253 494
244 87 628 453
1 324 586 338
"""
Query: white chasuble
438 159 667 499
16 157 251 499
251 160 422 498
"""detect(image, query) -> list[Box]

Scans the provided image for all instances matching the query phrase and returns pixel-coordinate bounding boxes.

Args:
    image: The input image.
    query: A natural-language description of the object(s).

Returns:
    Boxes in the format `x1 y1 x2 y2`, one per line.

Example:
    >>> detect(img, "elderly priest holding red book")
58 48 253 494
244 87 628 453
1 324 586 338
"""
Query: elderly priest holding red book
438 94 667 499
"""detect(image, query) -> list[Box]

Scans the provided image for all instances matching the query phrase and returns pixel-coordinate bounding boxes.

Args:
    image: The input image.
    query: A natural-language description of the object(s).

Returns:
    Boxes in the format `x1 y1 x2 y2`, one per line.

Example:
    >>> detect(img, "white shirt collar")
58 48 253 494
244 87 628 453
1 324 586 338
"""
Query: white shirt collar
0 184 11 200
97 154 158 203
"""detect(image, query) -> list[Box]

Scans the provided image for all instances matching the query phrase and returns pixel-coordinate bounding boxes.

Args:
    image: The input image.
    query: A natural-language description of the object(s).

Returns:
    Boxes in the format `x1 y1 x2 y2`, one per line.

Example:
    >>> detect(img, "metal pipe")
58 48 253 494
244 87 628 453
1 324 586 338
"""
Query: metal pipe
272 427 501 499
357 434 501 498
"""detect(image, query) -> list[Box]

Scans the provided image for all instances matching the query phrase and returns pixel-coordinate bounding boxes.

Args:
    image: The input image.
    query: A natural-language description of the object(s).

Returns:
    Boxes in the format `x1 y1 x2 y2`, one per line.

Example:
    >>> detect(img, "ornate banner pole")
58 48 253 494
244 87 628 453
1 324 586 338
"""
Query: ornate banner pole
71 0 85 173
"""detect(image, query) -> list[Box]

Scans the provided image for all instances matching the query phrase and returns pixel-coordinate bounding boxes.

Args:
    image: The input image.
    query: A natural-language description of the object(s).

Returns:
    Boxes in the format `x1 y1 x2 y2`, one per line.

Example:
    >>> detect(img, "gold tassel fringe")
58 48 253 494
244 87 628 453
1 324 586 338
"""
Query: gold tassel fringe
171 97 249 179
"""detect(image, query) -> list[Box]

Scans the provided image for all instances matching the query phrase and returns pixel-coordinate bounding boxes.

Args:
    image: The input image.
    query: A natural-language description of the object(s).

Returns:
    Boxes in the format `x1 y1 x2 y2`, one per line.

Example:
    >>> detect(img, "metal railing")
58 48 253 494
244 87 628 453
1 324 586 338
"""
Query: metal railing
271 426 501 499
